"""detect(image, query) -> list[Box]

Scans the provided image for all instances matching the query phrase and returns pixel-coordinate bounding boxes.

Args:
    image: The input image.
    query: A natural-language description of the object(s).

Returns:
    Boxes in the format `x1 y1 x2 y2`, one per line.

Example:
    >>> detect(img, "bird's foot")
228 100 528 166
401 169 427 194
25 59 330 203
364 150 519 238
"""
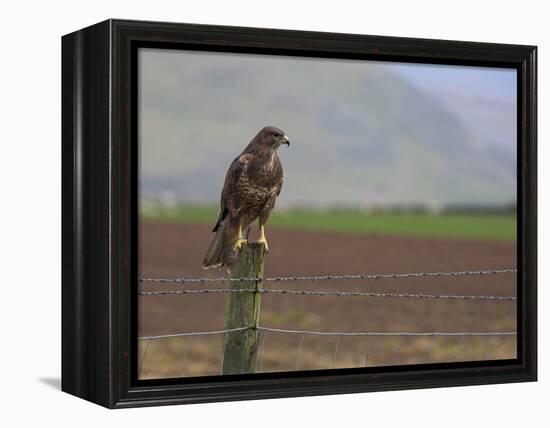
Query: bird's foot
256 237 269 253
233 238 248 252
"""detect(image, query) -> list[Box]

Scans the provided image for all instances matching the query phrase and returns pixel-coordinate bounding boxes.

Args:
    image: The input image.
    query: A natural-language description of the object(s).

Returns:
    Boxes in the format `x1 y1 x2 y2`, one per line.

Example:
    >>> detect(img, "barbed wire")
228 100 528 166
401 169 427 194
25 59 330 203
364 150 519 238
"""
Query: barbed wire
138 326 516 341
138 267 518 375
139 268 517 285
138 287 516 301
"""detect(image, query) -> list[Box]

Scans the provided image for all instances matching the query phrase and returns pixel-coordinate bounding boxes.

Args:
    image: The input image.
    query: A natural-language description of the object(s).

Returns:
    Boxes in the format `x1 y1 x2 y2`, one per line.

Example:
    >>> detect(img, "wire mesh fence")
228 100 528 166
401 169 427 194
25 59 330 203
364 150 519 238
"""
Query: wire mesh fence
138 326 517 376
138 267 517 377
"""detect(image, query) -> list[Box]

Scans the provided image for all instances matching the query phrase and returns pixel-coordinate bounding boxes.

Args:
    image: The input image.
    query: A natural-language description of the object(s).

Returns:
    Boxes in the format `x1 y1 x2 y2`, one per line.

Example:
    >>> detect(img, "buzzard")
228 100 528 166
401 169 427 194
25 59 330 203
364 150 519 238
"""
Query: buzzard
202 126 290 269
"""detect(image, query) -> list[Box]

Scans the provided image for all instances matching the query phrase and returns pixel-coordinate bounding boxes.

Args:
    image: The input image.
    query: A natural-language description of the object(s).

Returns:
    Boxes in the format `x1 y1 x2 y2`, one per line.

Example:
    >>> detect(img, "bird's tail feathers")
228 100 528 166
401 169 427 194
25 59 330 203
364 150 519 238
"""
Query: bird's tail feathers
202 220 239 269
202 220 226 269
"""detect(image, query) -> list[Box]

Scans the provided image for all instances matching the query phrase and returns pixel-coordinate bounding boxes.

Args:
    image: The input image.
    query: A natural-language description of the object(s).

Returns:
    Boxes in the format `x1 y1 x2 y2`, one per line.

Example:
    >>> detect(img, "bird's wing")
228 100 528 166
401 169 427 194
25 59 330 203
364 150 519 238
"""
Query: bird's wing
275 158 284 196
212 153 254 232
276 180 283 197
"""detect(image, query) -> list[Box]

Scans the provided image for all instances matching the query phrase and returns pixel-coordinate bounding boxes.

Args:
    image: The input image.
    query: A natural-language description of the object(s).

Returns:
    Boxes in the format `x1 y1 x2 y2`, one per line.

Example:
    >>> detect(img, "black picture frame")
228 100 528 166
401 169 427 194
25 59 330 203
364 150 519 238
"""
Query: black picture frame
61 18 537 408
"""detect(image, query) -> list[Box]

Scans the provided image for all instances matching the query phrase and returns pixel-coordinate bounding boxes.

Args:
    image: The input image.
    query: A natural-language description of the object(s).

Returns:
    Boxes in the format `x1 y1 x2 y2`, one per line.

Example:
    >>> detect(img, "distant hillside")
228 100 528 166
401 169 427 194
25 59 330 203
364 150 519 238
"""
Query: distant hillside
139 49 516 207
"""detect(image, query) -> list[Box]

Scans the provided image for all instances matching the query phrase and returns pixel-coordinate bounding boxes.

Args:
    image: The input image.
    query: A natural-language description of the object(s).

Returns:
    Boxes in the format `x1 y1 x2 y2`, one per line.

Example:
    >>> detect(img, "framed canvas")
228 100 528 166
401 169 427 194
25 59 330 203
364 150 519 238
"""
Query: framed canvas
61 19 537 408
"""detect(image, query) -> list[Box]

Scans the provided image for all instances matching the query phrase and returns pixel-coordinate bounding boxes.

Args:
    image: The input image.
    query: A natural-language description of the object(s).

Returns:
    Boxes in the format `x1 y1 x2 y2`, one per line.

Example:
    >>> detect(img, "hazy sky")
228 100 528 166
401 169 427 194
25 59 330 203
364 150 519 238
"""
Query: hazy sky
392 62 516 100
391 62 516 152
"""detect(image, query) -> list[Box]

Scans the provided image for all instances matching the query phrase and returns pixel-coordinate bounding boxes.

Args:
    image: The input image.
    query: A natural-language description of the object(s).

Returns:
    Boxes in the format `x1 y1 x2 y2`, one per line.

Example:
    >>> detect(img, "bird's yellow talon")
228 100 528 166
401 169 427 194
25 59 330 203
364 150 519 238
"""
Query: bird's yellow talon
257 224 269 252
257 237 269 252
233 238 247 251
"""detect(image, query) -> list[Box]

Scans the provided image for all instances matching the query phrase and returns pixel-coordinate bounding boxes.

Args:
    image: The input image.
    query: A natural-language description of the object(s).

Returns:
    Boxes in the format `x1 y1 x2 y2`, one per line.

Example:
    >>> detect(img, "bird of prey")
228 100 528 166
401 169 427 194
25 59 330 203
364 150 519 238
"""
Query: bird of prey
202 126 290 270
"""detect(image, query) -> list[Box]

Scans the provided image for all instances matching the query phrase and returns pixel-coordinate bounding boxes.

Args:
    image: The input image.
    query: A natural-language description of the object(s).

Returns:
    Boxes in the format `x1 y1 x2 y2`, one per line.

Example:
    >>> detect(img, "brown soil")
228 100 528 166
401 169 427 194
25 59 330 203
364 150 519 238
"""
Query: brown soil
138 222 517 379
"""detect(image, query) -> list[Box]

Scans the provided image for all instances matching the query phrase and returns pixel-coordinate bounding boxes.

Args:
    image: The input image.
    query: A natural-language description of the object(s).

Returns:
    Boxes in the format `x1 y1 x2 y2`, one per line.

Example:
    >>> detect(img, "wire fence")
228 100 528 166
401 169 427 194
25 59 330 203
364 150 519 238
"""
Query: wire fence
138 267 517 376
139 267 517 284
138 288 516 301
138 326 517 341
139 267 517 301
138 326 517 376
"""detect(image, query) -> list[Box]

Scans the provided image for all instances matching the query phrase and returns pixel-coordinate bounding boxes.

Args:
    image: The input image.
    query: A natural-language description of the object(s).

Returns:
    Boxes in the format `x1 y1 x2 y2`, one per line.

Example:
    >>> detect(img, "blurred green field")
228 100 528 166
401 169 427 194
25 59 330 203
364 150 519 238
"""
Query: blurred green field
140 204 516 241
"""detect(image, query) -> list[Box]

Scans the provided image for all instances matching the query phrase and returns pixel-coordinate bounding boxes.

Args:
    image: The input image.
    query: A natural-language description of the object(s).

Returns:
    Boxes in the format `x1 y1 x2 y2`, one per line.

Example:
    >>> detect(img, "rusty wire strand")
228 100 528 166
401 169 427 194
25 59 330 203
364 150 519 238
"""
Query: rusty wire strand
139 268 517 285
139 287 516 301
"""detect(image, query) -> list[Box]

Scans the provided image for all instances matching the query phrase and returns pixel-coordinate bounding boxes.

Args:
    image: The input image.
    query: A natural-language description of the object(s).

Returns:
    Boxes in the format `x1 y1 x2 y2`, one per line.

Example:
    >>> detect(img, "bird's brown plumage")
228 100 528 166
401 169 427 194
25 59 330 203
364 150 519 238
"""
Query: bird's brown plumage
202 126 289 270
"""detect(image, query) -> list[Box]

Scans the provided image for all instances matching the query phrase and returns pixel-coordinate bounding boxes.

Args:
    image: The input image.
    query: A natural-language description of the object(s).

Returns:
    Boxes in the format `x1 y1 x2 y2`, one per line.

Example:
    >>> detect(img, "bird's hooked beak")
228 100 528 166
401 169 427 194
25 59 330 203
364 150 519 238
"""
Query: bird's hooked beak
282 134 290 146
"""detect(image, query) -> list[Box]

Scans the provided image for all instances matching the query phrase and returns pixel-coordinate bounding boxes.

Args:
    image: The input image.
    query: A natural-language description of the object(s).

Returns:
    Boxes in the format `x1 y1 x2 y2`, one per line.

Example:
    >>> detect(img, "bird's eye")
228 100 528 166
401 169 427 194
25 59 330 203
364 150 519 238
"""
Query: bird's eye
274 133 281 137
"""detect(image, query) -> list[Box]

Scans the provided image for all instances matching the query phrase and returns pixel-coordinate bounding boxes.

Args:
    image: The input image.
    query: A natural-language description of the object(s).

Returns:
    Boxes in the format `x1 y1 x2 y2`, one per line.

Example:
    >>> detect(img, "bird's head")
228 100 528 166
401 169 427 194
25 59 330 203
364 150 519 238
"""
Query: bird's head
257 126 290 150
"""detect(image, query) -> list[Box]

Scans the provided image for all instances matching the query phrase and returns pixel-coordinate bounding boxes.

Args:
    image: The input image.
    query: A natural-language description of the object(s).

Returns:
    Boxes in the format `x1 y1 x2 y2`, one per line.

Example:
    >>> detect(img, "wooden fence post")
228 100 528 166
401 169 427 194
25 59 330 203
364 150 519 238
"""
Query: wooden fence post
221 243 266 375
